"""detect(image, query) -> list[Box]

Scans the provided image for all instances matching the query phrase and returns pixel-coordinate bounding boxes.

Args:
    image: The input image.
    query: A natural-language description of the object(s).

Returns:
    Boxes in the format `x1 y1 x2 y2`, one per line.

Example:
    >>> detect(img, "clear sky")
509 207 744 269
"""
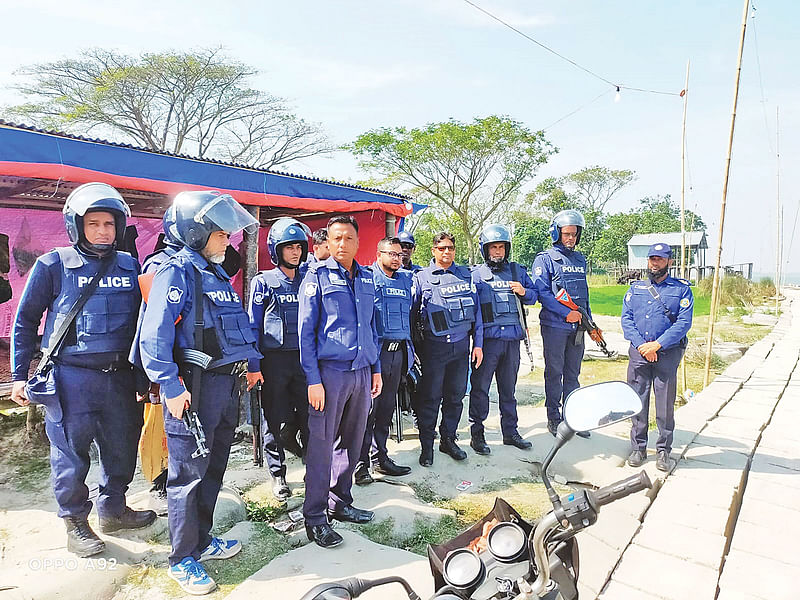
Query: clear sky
1 0 797 276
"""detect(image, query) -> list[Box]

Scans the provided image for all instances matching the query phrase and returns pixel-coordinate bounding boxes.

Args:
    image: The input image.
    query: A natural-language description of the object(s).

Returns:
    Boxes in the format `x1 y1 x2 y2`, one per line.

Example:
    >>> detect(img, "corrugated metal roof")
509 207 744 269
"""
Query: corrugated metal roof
0 120 412 201
628 231 707 248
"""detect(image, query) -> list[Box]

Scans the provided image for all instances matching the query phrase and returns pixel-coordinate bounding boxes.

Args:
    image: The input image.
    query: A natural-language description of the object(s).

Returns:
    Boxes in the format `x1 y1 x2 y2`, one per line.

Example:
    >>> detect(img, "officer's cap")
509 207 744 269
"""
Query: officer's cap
647 243 672 258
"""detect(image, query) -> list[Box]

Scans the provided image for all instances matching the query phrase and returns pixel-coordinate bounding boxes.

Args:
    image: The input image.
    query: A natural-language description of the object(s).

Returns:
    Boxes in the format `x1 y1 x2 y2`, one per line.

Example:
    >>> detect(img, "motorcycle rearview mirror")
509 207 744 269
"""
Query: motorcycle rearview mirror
299 576 422 600
538 381 644 517
562 381 643 433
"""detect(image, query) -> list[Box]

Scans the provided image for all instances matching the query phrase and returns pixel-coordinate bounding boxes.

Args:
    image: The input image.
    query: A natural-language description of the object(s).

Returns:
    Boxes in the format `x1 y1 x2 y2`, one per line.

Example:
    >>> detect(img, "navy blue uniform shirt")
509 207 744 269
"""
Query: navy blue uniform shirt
298 257 380 386
471 261 537 340
621 276 693 350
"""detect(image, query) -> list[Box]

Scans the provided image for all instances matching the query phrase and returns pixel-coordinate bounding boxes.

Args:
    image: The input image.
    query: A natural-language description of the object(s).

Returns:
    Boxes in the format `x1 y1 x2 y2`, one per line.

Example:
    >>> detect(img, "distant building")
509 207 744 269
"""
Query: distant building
627 231 708 279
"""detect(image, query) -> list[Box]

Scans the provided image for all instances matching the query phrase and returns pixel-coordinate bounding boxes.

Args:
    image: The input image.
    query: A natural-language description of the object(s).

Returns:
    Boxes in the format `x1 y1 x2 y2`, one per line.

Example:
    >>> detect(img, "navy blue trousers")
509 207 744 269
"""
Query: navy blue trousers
46 364 142 520
417 337 470 448
359 344 406 466
468 338 521 438
303 365 371 526
260 351 308 477
163 371 239 566
628 345 684 453
541 325 585 422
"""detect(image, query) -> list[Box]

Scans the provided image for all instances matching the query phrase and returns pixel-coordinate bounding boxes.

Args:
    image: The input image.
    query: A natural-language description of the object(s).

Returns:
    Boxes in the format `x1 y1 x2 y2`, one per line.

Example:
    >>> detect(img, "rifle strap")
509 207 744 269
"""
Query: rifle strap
510 262 528 329
646 284 677 324
37 253 113 373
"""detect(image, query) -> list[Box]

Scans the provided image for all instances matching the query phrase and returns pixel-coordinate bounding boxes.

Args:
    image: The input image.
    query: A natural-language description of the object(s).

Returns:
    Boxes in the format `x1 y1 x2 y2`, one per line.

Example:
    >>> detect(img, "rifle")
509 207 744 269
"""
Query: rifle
554 288 617 358
183 405 211 459
251 382 264 467
510 263 535 369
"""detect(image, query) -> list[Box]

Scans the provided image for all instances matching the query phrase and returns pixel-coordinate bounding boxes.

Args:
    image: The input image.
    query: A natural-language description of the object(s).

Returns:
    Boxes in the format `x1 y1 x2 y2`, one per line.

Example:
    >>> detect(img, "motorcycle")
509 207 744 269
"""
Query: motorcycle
301 380 651 600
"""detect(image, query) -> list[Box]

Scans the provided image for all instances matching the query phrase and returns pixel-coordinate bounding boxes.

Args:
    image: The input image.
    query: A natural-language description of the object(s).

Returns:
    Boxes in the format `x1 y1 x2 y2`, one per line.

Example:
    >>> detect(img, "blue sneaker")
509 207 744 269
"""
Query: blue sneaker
199 537 242 561
168 557 216 596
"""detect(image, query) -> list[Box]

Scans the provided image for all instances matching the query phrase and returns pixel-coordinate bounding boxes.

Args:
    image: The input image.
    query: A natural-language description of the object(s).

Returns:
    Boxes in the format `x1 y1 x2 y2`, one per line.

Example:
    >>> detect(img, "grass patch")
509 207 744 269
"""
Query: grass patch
123 522 290 599
589 285 711 317
241 481 290 523
358 514 464 556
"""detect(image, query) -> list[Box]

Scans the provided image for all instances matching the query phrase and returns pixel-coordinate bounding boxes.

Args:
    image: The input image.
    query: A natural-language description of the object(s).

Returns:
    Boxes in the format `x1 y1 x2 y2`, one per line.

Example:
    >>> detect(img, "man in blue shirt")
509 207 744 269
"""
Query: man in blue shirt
354 237 414 485
532 210 592 438
306 228 330 265
412 232 483 467
622 243 693 472
397 230 422 273
298 215 382 549
469 224 537 455
136 191 262 595
248 218 310 501
11 183 156 559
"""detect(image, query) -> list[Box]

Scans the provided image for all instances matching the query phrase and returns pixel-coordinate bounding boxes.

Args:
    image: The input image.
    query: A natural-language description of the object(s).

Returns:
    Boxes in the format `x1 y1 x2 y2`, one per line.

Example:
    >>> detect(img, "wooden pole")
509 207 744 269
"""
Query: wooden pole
680 59 690 395
775 106 781 314
704 0 750 388
242 205 261 308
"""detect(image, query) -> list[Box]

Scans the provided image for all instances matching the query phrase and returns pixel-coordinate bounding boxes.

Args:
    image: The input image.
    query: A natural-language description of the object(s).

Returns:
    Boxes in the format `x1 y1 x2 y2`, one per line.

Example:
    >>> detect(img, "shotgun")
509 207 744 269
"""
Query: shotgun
554 288 617 358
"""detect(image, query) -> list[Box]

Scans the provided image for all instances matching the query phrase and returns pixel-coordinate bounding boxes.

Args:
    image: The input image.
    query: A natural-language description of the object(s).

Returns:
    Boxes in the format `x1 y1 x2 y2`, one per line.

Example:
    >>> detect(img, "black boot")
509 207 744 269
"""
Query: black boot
470 433 491 455
64 517 105 558
439 437 467 461
419 446 434 467
99 506 157 534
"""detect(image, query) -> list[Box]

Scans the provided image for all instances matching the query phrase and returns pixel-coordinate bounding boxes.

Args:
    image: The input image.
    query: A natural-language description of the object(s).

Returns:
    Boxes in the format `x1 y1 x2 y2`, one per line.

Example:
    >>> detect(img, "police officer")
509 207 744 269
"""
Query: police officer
468 224 537 455
533 210 593 438
623 243 693 472
299 215 382 549
412 232 483 467
247 217 310 501
136 191 262 595
11 182 156 558
306 228 330 264
397 230 422 273
354 237 414 485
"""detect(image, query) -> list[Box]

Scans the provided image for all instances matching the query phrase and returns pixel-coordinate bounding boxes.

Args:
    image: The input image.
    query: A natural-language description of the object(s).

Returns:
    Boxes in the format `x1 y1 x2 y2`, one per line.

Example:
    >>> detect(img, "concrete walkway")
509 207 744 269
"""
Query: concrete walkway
598 290 800 600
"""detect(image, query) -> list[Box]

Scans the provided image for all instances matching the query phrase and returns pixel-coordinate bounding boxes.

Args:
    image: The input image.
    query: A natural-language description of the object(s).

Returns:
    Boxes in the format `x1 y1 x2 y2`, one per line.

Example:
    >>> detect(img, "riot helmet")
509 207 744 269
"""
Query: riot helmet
171 190 258 251
549 209 585 245
267 217 310 266
162 204 181 248
63 182 130 256
479 224 512 266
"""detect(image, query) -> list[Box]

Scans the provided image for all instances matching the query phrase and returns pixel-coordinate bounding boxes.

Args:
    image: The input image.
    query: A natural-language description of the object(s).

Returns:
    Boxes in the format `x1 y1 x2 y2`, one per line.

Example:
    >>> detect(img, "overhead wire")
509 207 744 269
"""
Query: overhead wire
542 89 612 131
461 0 682 97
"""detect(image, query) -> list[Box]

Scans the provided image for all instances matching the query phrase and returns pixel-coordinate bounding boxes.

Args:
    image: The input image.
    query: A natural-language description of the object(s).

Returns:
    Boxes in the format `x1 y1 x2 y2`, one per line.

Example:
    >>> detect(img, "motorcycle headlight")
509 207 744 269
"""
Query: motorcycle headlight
486 521 527 563
442 548 485 589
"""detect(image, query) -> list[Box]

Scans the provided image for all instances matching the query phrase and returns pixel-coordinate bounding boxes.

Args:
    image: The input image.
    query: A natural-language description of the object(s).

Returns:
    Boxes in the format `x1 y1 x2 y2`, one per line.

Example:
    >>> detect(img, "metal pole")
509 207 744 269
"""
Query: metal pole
704 0 750 388
242 205 261 307
775 106 780 315
680 59 690 395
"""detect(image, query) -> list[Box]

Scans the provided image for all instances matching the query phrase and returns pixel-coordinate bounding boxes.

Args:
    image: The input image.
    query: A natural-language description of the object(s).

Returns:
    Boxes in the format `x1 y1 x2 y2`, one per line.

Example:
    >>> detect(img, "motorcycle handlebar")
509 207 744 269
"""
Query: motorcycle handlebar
590 471 652 508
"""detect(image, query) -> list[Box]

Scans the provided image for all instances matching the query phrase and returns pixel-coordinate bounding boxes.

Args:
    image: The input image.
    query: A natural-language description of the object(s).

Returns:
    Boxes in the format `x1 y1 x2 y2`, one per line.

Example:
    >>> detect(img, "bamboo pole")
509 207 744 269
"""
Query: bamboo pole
775 106 780 315
679 59 690 395
704 0 750 388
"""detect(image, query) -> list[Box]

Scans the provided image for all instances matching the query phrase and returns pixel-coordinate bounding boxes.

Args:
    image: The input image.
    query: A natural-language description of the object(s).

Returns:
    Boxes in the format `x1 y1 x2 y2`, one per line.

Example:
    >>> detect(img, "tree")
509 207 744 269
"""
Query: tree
593 195 706 267
6 48 332 169
525 166 635 269
511 216 551 268
349 116 556 263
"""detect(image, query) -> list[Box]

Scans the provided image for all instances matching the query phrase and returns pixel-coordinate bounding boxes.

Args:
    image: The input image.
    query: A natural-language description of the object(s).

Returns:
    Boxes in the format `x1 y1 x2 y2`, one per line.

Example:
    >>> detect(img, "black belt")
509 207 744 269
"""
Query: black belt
209 360 247 376
57 357 131 372
382 340 404 352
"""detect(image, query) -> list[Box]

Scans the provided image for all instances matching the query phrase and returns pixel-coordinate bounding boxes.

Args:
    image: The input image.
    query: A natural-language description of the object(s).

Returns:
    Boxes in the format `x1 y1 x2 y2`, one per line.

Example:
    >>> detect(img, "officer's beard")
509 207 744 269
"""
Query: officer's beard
207 253 226 264
487 257 506 271
649 266 669 281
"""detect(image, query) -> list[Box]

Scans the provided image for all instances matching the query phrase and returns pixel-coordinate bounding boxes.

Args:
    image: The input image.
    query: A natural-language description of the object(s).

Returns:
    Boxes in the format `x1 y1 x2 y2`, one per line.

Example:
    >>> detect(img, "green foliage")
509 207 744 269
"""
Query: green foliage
511 216 550 267
593 195 705 267
350 115 556 263
697 274 772 308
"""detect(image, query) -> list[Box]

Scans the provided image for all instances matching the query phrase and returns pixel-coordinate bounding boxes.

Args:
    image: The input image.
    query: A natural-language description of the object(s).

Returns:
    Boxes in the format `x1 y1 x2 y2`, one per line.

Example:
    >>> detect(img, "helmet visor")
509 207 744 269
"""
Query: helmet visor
554 210 585 228
195 194 258 235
